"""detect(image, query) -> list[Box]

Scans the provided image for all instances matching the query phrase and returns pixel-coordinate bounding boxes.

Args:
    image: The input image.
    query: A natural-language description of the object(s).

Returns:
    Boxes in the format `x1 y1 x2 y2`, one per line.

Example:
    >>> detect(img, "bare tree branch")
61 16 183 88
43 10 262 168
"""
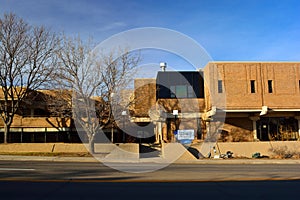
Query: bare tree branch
0 13 59 143
55 36 140 153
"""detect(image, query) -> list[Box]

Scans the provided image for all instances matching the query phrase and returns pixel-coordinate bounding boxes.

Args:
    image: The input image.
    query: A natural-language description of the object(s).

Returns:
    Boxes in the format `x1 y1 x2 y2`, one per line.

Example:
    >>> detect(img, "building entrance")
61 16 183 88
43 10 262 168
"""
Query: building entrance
256 117 298 141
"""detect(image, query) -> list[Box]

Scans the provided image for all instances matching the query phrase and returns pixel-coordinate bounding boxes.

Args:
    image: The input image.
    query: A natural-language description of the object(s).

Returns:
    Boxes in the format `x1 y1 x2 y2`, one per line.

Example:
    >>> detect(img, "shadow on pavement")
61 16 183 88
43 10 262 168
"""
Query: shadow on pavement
139 144 161 158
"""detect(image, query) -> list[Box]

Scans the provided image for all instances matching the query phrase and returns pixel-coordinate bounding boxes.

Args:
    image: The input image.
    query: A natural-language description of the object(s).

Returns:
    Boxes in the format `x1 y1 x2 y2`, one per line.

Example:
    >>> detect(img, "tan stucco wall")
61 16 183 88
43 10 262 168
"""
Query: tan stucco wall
0 143 139 154
216 141 300 158
204 62 300 110
1 141 300 159
157 98 205 113
133 78 156 117
0 115 72 128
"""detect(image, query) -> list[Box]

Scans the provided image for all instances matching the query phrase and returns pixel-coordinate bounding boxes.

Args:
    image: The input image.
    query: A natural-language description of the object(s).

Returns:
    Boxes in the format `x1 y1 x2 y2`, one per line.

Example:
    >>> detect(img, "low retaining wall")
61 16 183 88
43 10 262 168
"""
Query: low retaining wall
53 143 89 153
0 141 299 159
0 143 139 154
212 141 300 158
0 143 55 153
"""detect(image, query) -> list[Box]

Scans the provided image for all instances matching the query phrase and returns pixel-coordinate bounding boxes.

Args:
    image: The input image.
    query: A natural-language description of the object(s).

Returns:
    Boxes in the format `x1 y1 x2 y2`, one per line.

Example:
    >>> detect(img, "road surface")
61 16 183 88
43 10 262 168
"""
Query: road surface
0 160 300 181
0 160 300 199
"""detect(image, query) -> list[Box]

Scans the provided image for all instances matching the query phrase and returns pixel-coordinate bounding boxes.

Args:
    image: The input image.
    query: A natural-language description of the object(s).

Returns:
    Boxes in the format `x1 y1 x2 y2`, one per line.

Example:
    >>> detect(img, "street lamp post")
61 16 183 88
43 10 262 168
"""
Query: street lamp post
122 110 127 143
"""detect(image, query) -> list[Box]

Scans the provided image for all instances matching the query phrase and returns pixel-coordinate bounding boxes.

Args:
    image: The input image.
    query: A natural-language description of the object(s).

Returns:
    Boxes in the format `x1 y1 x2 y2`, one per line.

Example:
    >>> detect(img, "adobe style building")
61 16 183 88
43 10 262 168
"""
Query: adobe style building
206 62 300 142
0 90 80 143
0 89 122 143
132 62 300 143
1 61 300 144
131 71 205 144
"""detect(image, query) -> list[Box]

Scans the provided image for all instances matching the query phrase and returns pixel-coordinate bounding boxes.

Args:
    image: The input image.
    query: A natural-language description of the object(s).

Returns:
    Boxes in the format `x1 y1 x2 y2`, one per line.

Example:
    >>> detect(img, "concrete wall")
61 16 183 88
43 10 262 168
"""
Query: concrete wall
1 142 300 159
0 143 55 153
213 141 300 158
0 143 139 154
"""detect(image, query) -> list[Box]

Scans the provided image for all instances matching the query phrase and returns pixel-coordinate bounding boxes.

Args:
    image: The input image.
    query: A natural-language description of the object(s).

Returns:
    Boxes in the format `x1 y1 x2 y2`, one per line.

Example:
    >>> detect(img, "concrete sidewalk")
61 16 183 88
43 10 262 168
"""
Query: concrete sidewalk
1 154 300 164
2 141 300 158
1 141 300 164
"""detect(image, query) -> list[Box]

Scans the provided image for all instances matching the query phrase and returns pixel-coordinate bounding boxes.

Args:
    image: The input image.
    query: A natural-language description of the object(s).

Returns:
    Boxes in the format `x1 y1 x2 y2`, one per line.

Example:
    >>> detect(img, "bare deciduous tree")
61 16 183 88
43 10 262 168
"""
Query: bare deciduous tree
56 36 140 153
0 13 59 143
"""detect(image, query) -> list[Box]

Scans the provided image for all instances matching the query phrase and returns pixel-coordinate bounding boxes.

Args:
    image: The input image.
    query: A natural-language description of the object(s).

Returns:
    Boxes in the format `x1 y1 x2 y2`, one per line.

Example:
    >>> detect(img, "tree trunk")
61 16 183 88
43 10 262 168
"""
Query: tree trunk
89 137 95 154
4 123 9 144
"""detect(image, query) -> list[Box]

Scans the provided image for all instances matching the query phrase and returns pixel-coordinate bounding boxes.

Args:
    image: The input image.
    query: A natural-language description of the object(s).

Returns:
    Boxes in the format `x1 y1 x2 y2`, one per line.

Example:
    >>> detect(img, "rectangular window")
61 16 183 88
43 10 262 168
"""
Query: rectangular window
176 85 187 98
218 80 223 93
299 80 300 92
156 71 204 99
268 80 273 93
170 85 191 98
250 80 255 93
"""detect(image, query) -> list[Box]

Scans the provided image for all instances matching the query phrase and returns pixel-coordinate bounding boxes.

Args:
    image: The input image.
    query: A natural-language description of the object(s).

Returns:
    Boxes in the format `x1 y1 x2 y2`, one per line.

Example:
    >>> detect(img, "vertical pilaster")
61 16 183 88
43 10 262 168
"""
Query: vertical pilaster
250 116 260 141
156 121 162 144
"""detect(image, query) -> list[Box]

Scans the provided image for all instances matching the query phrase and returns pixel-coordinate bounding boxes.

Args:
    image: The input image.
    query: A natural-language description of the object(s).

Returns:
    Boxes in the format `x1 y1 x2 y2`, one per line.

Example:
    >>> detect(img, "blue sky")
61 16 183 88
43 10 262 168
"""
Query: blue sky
1 0 300 74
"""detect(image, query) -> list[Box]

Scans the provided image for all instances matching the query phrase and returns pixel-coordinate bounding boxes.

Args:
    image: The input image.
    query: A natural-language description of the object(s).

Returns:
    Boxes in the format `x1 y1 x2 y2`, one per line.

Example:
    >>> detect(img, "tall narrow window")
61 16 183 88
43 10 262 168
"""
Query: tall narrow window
268 80 273 93
299 80 300 92
250 80 256 93
218 80 223 93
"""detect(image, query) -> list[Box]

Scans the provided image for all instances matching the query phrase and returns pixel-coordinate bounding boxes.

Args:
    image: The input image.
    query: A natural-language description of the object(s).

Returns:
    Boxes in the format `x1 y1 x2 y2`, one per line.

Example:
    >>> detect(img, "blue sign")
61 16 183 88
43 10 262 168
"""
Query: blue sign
177 129 194 140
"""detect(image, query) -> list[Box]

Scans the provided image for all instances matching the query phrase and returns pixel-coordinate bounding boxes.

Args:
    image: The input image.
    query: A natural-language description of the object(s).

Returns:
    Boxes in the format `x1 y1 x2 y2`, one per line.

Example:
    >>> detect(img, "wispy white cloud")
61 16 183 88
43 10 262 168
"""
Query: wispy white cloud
96 22 127 32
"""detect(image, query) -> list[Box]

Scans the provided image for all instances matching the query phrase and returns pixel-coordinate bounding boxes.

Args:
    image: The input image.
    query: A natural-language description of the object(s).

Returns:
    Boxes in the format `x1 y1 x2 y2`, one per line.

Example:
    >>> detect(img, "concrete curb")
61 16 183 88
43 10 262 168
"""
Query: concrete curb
1 154 300 164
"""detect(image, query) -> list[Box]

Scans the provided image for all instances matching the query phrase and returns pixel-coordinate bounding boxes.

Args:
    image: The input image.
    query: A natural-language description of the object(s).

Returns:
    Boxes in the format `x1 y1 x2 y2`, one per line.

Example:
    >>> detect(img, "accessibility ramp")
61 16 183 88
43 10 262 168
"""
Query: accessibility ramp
161 143 198 163
98 143 139 162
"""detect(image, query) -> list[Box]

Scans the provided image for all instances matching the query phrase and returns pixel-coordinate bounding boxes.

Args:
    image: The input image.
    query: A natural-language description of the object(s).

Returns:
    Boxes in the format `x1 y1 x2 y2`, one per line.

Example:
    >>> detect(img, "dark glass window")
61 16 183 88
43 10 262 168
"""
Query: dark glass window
156 71 204 99
187 85 195 98
170 85 176 98
268 80 273 93
218 80 223 93
169 85 196 98
250 80 255 93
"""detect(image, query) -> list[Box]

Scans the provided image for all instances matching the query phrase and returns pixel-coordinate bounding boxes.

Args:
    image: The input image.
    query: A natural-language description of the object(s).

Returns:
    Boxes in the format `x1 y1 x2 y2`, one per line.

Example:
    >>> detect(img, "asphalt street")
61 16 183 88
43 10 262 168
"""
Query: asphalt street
1 160 300 199
0 160 300 181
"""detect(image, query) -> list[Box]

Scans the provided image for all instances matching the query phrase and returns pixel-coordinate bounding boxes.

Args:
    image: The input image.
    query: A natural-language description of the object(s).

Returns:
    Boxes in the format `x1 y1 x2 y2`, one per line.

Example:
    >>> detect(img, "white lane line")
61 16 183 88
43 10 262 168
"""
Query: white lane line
0 168 36 171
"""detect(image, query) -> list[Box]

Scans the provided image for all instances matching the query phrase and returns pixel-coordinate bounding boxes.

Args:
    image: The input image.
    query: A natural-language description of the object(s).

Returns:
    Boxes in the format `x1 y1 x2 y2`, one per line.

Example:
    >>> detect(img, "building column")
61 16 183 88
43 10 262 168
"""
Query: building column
155 120 164 144
249 116 260 141
205 121 210 140
295 116 300 139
